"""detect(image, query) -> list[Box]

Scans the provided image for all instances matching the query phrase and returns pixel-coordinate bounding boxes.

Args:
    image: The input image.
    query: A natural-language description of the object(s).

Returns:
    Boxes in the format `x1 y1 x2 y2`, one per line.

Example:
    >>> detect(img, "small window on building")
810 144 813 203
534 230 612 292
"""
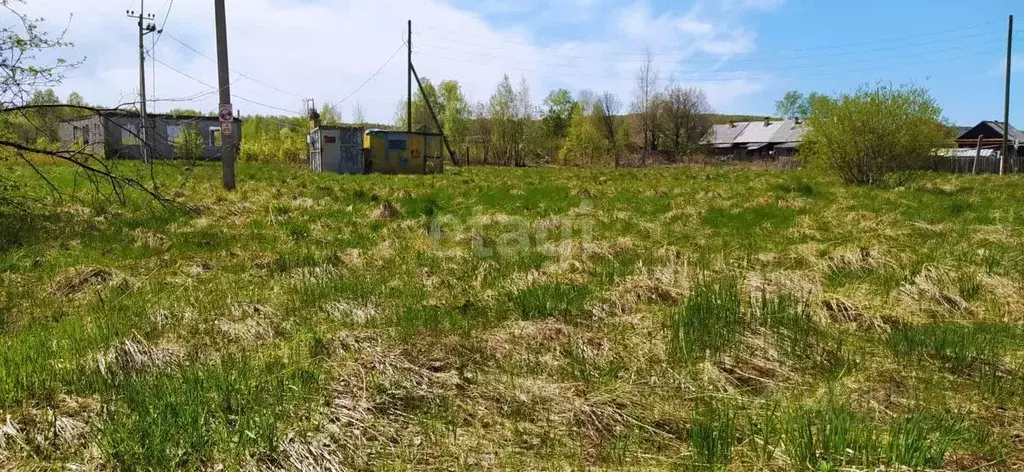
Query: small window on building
387 139 407 151
166 125 182 144
209 127 222 147
82 126 91 145
122 124 140 145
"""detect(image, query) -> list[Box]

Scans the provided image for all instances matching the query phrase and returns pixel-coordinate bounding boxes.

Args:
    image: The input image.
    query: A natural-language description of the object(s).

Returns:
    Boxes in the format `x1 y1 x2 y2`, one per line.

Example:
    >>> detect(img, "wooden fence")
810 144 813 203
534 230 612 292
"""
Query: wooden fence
948 155 1024 174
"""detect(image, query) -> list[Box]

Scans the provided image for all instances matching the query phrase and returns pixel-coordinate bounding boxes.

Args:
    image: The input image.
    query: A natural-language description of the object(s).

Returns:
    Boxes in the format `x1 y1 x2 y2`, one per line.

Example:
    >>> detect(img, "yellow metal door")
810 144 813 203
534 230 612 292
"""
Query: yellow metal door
407 135 425 174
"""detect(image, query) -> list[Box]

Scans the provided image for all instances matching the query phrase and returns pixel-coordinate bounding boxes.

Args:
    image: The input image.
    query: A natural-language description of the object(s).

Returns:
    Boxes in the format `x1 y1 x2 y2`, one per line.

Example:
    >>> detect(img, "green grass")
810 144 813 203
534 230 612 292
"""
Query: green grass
889 322 1023 372
100 354 321 470
666 276 743 364
506 282 592 321
690 401 737 470
3 161 1024 469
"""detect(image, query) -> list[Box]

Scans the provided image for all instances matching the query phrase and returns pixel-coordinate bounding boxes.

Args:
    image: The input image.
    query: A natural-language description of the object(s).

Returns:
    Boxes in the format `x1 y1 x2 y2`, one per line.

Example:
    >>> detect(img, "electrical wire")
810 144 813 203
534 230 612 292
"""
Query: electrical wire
413 47 999 83
149 73 246 104
151 0 174 48
336 41 406 105
148 54 304 115
419 20 1002 56
165 33 305 99
416 30 1002 66
413 38 1005 78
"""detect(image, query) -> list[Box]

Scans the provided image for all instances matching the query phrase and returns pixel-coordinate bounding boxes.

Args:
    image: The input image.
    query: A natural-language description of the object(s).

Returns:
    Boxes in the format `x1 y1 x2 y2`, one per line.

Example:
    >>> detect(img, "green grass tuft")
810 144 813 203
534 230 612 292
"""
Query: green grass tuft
506 282 592 321
689 402 737 470
666 276 743 364
889 322 1022 372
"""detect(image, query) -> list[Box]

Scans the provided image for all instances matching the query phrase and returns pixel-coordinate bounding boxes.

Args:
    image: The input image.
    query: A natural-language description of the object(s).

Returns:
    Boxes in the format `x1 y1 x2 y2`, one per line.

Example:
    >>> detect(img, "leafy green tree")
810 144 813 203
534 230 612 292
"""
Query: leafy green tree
775 90 807 119
806 92 830 117
438 80 470 153
239 115 309 164
319 102 342 126
802 84 951 186
560 99 608 166
173 123 204 162
776 90 829 119
66 92 86 107
166 108 204 117
542 89 574 139
395 78 441 132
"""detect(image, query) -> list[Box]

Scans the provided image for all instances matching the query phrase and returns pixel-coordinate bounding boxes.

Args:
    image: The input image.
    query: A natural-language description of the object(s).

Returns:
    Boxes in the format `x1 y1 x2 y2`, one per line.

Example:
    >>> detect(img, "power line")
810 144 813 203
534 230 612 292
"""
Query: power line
417 30 1001 66
149 54 304 115
151 0 174 48
149 74 246 104
165 32 305 99
337 41 406 105
414 47 997 83
419 20 1001 57
414 38 1005 77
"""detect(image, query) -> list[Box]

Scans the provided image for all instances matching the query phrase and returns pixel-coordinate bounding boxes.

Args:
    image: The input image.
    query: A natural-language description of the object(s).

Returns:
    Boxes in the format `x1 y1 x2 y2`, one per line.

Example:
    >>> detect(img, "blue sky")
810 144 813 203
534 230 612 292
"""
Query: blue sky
25 0 1024 126
442 0 1023 125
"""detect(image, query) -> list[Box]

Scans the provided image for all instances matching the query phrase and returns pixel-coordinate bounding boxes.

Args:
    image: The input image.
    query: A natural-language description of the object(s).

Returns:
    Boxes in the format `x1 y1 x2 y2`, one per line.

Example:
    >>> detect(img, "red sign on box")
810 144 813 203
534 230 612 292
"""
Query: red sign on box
325 136 337 143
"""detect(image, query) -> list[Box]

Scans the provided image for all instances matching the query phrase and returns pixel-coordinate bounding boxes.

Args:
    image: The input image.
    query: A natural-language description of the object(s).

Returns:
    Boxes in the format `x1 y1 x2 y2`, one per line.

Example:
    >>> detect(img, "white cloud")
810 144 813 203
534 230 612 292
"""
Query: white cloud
18 0 781 121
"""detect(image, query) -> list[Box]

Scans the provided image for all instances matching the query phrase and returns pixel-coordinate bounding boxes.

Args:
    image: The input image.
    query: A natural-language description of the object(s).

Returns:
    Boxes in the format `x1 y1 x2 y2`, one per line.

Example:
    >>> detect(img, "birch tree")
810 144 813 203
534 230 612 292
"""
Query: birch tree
631 48 659 166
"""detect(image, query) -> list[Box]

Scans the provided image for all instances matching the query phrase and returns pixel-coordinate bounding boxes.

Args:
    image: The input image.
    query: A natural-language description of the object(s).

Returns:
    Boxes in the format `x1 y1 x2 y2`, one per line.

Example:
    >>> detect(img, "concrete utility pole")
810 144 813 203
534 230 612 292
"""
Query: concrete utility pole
407 20 412 133
126 4 157 163
215 0 236 190
1002 14 1014 175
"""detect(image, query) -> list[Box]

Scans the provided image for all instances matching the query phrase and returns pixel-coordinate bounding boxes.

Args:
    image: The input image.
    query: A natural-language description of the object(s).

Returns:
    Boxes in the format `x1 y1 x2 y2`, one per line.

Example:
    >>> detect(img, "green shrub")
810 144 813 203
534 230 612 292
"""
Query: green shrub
802 84 952 186
173 123 204 162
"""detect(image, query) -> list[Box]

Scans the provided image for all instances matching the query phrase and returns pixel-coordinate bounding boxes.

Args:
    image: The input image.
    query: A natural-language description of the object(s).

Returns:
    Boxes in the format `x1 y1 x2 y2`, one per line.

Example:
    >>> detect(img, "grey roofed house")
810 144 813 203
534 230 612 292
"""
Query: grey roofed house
58 111 242 160
705 118 808 159
708 121 751 148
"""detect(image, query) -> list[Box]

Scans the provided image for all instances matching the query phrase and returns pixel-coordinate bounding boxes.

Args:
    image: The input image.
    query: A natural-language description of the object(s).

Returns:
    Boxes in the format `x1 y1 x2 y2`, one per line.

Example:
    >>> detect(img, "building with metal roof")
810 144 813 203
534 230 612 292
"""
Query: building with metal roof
709 121 750 148
956 121 1024 151
705 118 808 160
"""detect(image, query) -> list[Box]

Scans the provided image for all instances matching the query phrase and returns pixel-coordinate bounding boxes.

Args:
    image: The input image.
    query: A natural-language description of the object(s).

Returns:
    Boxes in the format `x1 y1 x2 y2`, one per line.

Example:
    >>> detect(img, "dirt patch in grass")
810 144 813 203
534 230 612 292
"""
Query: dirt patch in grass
50 267 121 298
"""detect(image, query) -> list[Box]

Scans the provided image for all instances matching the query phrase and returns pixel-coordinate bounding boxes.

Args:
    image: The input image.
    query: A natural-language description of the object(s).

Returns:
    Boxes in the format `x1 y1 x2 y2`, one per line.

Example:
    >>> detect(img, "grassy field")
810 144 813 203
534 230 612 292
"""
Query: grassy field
2 161 1024 470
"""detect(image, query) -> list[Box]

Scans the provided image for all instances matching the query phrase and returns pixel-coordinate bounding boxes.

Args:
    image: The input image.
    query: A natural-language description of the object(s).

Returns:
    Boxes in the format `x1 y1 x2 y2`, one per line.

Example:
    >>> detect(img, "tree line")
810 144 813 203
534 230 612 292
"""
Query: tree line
389 57 716 167
8 49 720 169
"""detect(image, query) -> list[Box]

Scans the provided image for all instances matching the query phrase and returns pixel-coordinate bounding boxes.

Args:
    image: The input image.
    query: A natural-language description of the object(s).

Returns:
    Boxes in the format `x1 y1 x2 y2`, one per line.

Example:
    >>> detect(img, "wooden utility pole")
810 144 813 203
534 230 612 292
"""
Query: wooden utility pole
126 4 156 163
974 135 982 174
214 0 236 190
1002 14 1013 175
407 20 412 133
411 63 458 165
